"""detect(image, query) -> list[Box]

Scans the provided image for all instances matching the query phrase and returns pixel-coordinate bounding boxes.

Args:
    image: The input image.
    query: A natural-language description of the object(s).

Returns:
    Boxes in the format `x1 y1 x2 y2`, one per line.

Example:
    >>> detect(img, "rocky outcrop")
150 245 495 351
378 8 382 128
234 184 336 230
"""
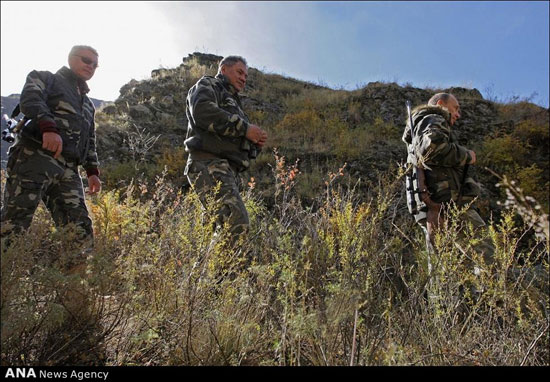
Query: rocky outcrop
347 82 500 144
94 53 547 172
4 52 544 207
88 52 550 217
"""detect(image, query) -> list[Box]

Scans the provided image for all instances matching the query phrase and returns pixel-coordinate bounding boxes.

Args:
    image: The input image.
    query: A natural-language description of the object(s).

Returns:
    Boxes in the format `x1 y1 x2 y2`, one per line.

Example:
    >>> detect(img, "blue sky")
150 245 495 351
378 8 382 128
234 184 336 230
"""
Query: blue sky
1 1 548 107
305 1 549 105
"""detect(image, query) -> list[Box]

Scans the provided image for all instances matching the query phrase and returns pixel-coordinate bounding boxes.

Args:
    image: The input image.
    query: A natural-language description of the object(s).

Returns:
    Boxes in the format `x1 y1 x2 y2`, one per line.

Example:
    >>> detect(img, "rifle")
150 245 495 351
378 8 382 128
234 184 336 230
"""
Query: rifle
1 105 24 143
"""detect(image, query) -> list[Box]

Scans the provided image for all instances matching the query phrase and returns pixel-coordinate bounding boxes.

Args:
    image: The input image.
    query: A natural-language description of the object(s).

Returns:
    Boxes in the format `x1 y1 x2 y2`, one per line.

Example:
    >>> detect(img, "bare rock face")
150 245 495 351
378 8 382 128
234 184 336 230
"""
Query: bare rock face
100 104 117 115
352 82 496 129
182 52 223 67
129 104 153 120
107 54 504 147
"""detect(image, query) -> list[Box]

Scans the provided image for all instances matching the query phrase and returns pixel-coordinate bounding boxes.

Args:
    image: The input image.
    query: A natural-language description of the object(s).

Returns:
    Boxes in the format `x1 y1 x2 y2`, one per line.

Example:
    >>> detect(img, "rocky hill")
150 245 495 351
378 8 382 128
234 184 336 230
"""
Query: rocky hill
2 52 548 215
90 52 548 215
94 53 494 167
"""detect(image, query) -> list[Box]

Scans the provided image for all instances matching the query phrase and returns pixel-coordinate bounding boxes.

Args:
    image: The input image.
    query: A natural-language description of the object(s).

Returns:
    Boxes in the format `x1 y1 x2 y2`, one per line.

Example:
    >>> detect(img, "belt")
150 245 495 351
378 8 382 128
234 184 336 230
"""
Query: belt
188 150 240 174
189 150 220 160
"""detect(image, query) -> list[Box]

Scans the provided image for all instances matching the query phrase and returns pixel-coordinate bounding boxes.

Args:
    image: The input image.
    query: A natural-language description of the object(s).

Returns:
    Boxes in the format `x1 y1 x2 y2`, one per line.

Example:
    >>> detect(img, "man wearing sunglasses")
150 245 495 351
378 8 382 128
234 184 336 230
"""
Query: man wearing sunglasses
1 45 101 256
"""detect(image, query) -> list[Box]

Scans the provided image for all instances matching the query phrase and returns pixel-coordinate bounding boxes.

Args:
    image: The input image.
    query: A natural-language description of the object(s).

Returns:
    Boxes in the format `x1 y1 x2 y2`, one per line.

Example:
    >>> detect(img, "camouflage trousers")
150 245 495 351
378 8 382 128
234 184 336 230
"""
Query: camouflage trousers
185 158 249 238
1 144 93 241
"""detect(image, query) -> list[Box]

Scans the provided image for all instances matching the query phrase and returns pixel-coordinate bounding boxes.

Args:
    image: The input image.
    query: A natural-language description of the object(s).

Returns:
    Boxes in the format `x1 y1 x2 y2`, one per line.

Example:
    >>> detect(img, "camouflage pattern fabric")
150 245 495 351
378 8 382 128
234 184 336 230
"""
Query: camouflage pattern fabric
184 73 258 173
185 158 249 237
402 105 479 205
19 66 99 171
184 72 259 238
1 145 92 240
1 66 99 242
403 104 495 264
403 105 550 294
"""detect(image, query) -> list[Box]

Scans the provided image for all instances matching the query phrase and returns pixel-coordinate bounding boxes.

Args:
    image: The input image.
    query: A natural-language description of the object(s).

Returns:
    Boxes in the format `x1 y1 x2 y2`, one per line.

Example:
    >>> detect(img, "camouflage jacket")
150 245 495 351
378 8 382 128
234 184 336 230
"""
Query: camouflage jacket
184 73 257 172
18 66 99 175
402 105 480 204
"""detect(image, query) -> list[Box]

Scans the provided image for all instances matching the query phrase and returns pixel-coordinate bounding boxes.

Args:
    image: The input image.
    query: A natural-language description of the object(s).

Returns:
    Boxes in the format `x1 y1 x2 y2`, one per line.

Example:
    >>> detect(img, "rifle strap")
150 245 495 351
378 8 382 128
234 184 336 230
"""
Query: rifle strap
10 104 20 119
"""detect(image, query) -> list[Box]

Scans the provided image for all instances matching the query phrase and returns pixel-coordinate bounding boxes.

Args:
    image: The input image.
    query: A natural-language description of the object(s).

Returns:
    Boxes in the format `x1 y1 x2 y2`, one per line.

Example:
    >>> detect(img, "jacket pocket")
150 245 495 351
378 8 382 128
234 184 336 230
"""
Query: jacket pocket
54 114 84 162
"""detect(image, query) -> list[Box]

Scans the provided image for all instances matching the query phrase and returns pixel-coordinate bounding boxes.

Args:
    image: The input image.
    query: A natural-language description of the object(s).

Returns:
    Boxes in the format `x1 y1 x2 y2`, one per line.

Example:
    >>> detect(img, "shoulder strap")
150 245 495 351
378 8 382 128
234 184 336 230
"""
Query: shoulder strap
10 104 20 119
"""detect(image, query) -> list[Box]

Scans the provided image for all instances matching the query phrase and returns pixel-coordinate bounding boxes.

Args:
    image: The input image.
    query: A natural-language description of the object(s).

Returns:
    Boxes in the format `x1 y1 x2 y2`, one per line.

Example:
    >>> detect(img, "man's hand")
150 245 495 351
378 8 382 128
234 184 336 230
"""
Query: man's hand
468 150 477 165
87 175 101 195
246 124 268 148
42 132 63 158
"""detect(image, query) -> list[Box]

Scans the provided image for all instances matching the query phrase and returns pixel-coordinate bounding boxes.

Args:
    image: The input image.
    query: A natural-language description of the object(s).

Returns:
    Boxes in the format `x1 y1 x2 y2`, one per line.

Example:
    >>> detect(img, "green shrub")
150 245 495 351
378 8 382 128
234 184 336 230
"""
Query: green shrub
1 153 548 366
479 116 549 212
480 134 529 167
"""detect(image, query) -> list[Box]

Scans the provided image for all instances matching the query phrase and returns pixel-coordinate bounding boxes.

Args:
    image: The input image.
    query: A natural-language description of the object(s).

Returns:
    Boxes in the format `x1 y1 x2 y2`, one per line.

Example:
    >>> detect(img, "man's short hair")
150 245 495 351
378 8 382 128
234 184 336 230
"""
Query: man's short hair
218 55 247 72
69 45 99 58
428 93 452 106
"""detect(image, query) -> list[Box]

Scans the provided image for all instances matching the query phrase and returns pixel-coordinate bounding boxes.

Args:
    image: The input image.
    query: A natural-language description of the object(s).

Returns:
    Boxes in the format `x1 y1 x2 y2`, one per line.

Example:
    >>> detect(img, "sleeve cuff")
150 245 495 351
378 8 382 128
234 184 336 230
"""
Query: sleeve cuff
242 120 250 137
39 119 59 134
86 168 100 177
465 150 472 165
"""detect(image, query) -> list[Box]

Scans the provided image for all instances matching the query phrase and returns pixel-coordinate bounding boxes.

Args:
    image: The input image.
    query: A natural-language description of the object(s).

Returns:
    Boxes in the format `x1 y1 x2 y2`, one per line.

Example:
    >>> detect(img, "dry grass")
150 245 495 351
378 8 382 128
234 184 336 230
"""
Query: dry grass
1 153 548 366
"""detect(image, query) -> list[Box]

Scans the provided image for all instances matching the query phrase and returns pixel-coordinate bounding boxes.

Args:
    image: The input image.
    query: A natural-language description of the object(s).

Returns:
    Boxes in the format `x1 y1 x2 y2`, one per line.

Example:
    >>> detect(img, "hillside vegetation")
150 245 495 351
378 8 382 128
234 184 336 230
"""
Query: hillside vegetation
1 52 548 366
94 53 549 214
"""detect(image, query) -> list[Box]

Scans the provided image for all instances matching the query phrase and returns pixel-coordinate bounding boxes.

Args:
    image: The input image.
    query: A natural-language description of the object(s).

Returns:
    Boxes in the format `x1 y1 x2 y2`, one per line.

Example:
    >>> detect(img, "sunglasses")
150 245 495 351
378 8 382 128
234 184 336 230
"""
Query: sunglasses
74 55 99 69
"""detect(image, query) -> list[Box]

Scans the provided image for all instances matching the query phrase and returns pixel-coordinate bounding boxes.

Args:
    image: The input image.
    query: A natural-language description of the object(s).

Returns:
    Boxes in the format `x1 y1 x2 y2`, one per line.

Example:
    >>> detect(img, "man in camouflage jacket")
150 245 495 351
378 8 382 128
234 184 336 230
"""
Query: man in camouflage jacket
402 93 494 263
1 45 101 244
184 55 267 238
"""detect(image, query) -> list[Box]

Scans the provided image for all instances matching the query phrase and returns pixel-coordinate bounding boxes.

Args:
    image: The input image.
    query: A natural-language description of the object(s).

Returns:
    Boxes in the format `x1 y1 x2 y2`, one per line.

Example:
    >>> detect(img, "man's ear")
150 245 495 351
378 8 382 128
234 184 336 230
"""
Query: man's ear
68 55 76 70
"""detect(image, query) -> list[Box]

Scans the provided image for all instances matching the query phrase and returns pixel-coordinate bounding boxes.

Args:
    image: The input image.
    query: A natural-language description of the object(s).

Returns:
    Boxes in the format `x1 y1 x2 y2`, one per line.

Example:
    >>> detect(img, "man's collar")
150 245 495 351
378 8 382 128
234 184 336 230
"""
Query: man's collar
57 66 90 94
215 73 239 95
414 104 451 125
